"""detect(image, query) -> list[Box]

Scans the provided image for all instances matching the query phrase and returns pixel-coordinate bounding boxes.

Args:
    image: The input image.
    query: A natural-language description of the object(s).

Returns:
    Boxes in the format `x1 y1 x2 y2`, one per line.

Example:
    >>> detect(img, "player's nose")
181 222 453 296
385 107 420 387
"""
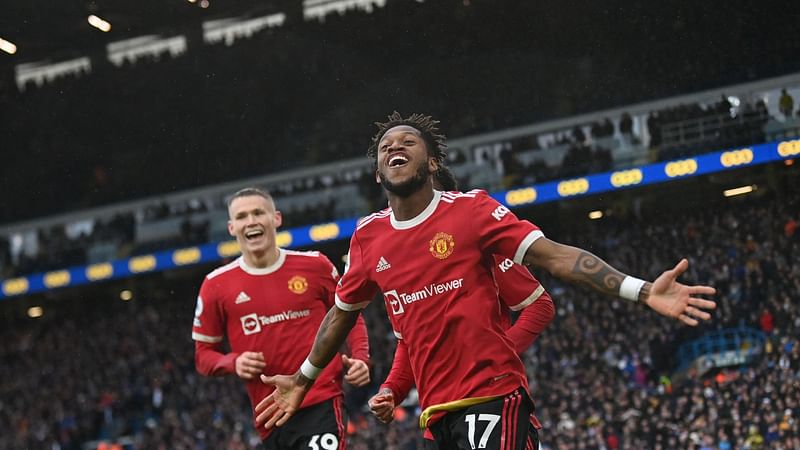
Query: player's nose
387 139 405 152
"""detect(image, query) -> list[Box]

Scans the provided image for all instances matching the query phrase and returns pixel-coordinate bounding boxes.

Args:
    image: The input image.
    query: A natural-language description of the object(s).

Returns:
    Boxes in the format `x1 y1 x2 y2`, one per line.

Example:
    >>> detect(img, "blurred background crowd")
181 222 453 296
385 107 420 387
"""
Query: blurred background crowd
2 180 798 450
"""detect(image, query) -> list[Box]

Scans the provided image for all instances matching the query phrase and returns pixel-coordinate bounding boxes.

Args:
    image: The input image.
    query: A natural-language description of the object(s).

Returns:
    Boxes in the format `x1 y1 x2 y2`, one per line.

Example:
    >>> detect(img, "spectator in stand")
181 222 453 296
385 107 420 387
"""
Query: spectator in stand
785 214 798 238
500 147 525 188
647 111 662 147
760 308 775 335
620 113 633 136
780 88 794 119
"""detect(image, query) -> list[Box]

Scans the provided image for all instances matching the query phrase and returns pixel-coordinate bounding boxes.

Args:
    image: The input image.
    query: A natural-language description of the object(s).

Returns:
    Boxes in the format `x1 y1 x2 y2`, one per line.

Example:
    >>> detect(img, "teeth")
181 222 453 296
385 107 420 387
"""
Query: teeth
245 230 263 238
389 155 408 167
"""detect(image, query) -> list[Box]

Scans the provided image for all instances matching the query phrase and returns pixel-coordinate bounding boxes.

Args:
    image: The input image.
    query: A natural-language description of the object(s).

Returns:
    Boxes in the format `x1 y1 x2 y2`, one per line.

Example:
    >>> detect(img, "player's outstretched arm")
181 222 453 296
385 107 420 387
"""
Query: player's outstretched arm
523 237 716 326
255 305 361 429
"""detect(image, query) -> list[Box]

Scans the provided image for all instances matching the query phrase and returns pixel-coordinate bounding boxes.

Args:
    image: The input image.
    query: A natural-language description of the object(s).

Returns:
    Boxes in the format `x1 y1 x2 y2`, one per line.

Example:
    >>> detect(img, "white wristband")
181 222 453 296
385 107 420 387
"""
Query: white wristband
300 358 323 380
619 276 646 302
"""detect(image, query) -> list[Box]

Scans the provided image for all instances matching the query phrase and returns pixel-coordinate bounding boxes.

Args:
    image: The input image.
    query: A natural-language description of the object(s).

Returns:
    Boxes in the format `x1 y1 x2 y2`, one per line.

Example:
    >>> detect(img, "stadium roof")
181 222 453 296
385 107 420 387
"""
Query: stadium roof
0 0 288 65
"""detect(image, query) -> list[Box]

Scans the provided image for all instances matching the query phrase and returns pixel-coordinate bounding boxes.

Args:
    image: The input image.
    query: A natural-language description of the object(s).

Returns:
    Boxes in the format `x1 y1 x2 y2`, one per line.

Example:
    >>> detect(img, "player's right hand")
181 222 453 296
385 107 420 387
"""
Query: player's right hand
256 372 311 429
646 259 717 326
368 387 395 424
235 351 266 380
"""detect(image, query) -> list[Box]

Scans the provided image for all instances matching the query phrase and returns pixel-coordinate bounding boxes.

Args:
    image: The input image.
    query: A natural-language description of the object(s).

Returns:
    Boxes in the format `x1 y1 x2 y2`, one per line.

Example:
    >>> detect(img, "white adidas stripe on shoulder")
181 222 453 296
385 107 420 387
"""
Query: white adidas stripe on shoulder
440 189 481 203
283 249 320 257
359 209 391 222
357 209 391 230
441 189 482 198
206 258 241 280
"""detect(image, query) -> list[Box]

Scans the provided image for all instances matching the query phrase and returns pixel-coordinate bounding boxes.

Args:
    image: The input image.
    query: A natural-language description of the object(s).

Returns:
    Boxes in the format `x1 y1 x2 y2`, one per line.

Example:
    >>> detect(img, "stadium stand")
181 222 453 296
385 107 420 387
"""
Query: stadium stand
1 164 797 449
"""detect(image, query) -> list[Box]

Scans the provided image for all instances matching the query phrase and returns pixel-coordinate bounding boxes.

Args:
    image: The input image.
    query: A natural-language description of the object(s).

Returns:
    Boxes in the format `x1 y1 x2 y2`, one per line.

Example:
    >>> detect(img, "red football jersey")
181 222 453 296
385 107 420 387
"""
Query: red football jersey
382 256 551 401
337 189 544 426
192 249 367 438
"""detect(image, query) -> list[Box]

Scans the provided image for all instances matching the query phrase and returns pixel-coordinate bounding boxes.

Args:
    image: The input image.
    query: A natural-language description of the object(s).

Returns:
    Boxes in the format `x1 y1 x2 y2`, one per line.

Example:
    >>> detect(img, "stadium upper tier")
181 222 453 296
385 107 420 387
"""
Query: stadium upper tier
3 0 800 221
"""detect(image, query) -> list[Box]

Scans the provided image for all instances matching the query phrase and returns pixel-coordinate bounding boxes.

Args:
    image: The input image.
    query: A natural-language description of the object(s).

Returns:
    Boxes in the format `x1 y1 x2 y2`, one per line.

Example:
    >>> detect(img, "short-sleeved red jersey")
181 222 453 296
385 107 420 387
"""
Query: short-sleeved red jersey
336 190 543 426
193 249 367 437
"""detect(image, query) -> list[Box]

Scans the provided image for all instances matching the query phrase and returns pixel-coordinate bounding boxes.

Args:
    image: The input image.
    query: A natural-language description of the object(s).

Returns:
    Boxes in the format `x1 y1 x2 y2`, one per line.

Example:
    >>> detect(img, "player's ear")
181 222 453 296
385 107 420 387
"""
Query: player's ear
428 157 439 174
273 211 283 228
375 169 381 184
227 220 235 237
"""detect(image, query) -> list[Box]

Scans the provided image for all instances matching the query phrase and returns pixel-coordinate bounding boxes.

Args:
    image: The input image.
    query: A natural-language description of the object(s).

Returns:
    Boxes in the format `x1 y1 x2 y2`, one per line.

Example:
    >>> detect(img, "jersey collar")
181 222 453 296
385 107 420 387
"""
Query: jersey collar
239 248 286 275
390 190 442 230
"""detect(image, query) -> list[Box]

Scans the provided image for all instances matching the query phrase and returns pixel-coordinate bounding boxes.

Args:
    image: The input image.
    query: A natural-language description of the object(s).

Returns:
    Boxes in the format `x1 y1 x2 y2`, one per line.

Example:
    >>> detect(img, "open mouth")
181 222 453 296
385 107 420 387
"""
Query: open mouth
388 154 409 168
244 229 264 241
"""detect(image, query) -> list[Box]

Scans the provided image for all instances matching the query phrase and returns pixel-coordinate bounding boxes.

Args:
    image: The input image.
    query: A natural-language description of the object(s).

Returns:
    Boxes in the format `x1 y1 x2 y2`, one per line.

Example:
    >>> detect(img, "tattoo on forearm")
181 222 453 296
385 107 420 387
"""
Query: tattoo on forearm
310 310 337 366
571 251 625 296
310 308 357 368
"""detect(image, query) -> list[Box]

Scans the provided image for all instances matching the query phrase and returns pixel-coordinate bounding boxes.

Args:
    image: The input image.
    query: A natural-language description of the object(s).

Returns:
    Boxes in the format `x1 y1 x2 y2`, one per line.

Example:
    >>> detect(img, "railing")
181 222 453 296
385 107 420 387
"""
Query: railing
676 326 766 374
661 109 769 150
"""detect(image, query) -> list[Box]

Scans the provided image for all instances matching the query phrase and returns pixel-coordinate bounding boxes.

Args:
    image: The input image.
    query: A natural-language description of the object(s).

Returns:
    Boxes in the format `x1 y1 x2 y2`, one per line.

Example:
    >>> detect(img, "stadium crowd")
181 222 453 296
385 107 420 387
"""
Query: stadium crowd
2 178 798 450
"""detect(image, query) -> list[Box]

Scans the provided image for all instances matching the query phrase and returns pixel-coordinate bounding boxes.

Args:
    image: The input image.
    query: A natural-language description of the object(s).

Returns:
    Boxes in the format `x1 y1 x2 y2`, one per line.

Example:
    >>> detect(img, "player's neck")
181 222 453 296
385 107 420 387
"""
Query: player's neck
243 246 280 269
388 186 435 221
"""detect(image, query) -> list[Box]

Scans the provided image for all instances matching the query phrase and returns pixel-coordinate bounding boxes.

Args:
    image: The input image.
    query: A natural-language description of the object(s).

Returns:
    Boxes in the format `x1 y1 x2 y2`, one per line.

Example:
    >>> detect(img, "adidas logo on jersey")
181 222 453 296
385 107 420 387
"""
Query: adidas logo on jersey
235 291 251 304
375 256 392 272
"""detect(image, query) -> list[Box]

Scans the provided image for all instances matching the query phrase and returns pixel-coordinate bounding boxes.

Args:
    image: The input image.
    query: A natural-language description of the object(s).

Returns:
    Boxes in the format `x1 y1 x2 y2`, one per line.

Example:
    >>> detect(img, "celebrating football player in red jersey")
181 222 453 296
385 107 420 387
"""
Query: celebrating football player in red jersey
192 188 370 449
255 113 716 450
368 166 556 445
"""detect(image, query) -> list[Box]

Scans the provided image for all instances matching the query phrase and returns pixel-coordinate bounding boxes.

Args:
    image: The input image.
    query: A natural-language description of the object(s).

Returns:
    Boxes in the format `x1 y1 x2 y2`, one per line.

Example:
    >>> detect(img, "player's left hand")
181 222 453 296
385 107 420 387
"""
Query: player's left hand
342 354 370 387
255 372 311 429
645 259 717 326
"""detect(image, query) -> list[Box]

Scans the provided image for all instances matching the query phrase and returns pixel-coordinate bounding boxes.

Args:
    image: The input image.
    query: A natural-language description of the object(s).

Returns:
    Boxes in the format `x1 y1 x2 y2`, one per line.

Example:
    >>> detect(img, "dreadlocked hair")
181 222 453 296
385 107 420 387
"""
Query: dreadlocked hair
433 165 459 191
367 111 448 164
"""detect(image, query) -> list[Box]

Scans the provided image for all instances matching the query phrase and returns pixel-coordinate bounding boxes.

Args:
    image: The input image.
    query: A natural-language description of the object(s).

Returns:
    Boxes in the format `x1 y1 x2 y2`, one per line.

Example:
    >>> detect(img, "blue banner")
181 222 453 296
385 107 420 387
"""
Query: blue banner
2 139 797 299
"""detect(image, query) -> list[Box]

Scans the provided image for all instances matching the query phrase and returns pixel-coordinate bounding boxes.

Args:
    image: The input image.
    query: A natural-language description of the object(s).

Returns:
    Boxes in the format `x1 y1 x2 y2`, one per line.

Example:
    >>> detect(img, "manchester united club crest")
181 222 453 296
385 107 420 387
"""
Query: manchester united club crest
429 232 455 259
288 275 308 294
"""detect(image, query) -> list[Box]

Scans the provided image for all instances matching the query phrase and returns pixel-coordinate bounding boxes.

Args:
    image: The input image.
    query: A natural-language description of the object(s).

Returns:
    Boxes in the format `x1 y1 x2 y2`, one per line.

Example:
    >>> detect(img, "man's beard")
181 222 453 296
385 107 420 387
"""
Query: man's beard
378 162 429 198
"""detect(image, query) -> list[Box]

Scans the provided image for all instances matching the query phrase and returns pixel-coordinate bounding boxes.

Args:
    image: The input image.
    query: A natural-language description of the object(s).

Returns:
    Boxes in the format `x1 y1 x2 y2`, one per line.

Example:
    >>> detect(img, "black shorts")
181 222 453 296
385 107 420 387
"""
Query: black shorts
262 397 346 450
426 388 540 450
